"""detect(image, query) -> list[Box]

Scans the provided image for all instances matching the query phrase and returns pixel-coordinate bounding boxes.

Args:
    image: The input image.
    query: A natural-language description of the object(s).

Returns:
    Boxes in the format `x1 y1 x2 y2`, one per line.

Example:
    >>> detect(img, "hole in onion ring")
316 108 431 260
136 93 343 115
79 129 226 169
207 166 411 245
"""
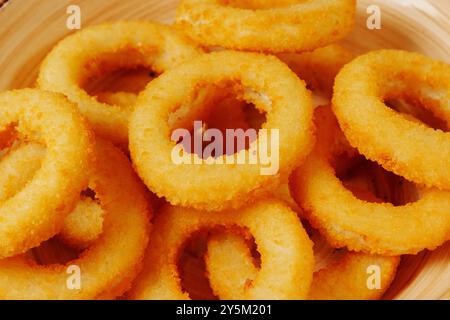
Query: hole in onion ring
335 155 419 207
171 83 267 159
177 230 218 300
85 66 156 96
31 237 83 266
301 219 348 272
80 187 98 200
386 98 449 132
80 49 159 108
0 124 18 150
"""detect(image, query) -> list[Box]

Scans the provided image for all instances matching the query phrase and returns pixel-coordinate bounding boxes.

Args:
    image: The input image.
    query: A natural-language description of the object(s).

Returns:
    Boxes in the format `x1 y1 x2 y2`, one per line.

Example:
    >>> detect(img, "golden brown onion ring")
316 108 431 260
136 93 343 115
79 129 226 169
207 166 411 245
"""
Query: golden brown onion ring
0 89 92 259
129 51 314 211
176 0 355 53
333 50 450 190
290 106 450 255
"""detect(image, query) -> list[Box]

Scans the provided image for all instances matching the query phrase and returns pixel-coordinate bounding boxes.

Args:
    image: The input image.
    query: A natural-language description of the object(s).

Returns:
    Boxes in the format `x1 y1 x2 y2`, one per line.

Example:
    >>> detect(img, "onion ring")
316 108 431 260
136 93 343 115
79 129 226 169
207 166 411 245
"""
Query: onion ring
205 231 400 300
0 143 103 249
38 21 203 146
332 49 450 189
0 89 92 259
129 50 314 211
127 200 314 300
290 106 450 255
0 140 151 299
176 0 356 53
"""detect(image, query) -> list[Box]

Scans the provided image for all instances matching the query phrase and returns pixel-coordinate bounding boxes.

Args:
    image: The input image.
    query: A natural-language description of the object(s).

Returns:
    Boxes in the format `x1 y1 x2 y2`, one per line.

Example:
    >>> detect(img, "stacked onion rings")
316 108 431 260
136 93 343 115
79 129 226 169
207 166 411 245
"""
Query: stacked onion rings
0 0 447 299
0 89 92 259
128 200 314 300
0 140 151 299
333 50 450 190
200 46 399 299
290 106 450 255
0 143 104 249
205 231 400 300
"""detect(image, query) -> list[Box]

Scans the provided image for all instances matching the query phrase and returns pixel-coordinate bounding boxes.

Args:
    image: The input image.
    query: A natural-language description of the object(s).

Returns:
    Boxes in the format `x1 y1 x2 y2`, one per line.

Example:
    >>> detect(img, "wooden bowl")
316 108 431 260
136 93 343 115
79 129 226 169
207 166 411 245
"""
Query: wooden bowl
0 0 448 300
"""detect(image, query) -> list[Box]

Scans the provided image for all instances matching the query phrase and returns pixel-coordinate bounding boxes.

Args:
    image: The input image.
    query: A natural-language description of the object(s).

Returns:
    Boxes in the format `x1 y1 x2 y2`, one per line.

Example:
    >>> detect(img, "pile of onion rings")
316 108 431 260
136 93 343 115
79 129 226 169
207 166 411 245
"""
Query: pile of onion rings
0 143 104 249
0 140 150 299
332 50 450 190
0 89 92 259
205 230 400 300
127 200 314 300
290 106 450 255
0 0 448 300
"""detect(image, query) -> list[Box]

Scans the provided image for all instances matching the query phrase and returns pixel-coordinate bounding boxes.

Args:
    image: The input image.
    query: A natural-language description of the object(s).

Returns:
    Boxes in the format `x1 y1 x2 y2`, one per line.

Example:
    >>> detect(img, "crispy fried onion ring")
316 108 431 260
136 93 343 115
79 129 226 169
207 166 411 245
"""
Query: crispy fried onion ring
129 51 314 211
0 143 103 249
0 89 92 259
176 0 355 53
290 106 450 255
38 21 203 146
205 231 399 300
127 200 314 300
333 50 450 190
0 140 150 299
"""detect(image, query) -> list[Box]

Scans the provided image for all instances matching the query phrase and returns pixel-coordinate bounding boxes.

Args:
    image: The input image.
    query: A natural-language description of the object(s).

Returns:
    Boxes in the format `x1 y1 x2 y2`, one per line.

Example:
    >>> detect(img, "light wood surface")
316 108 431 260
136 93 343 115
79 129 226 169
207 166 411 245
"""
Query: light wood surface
0 0 448 300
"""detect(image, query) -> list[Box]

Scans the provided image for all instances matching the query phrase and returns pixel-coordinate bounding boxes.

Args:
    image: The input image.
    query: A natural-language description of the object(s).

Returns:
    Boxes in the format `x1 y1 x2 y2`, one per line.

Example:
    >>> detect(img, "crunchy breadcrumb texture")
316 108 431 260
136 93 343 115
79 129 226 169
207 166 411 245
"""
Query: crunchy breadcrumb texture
205 231 400 300
129 51 314 211
205 231 259 300
38 21 203 146
0 89 92 259
0 143 46 203
58 198 104 250
308 252 400 300
176 0 356 53
0 143 104 250
290 106 450 255
0 140 151 299
332 49 450 190
127 200 314 300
